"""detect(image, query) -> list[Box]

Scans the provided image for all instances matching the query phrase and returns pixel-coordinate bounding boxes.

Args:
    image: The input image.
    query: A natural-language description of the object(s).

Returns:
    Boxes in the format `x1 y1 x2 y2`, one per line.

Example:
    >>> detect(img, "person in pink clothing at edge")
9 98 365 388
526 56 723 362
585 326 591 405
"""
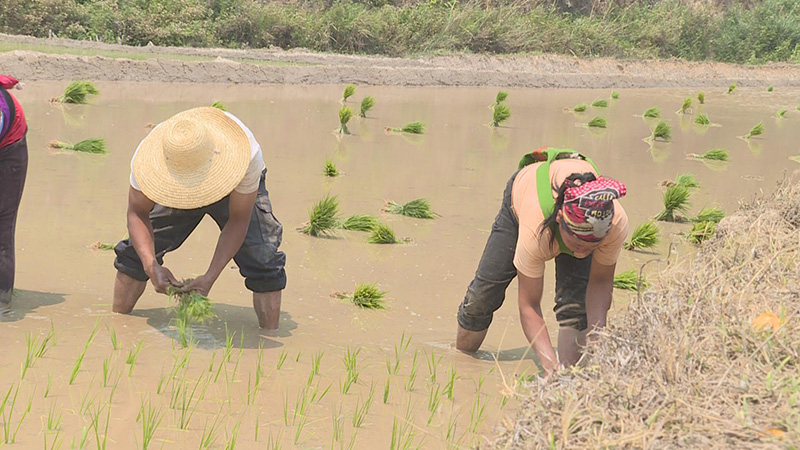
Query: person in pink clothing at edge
0 75 28 312
455 148 628 375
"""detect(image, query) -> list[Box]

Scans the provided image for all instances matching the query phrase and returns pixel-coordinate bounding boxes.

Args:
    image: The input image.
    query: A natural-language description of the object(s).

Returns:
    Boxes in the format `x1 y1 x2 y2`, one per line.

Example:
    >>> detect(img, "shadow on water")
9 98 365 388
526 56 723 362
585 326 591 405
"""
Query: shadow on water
0 289 66 323
132 305 298 350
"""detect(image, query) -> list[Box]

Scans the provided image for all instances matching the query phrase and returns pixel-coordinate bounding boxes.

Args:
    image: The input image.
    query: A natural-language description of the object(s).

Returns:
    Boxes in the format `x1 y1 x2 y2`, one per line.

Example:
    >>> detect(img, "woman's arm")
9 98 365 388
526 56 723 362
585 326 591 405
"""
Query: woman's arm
517 272 559 374
585 259 616 334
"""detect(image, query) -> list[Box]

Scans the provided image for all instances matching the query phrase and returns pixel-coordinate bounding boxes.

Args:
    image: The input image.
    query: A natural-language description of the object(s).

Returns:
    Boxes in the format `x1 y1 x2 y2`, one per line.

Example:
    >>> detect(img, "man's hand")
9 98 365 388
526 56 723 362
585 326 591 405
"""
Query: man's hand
179 274 216 297
149 264 179 294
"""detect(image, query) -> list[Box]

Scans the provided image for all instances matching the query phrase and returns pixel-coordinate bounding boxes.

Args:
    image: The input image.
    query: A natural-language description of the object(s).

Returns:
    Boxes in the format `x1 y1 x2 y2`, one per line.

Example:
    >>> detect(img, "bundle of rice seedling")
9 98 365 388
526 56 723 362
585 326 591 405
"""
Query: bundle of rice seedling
727 83 736 94
167 282 215 324
651 121 671 141
611 91 619 99
697 92 705 104
324 159 339 177
337 283 387 310
91 242 115 251
573 103 588 112
642 107 660 118
492 104 511 127
694 114 711 125
342 84 356 102
211 101 227 111
587 116 606 128
692 206 725 224
613 269 648 291
655 184 691 222
56 81 99 104
677 97 692 114
300 195 340 237
495 91 509 105
592 99 608 108
367 223 399 244
687 220 717 244
340 214 379 232
675 173 700 189
49 138 108 154
767 85 774 92
777 109 787 118
744 122 764 139
338 106 353 135
386 121 425 134
384 198 438 219
623 221 660 251
359 96 375 118
690 148 729 161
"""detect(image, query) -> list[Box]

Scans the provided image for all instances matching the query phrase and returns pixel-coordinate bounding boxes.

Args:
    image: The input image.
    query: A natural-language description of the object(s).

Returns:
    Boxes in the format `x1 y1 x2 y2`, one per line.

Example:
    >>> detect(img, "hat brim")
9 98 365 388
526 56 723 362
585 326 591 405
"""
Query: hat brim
132 107 251 209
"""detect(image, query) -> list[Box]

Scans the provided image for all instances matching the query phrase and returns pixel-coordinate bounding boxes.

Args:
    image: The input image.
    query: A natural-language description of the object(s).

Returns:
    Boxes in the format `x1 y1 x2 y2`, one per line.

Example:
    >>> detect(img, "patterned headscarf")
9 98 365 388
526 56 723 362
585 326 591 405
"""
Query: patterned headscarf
561 177 627 242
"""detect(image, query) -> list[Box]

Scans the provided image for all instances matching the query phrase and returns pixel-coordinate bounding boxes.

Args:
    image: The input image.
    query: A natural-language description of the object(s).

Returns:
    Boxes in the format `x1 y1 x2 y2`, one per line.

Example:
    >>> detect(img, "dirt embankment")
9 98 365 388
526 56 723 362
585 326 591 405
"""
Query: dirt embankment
3 33 800 88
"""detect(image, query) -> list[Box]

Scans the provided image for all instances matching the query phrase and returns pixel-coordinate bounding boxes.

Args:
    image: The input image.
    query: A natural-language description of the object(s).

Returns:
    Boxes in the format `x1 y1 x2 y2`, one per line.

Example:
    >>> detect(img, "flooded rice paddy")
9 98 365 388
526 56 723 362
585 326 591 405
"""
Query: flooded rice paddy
2 82 799 449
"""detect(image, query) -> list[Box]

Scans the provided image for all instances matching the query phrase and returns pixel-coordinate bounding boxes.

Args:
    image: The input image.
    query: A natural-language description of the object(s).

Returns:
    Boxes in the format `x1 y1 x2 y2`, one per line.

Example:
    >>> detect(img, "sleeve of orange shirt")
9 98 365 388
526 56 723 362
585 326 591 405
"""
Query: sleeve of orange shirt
514 224 547 278
592 201 629 266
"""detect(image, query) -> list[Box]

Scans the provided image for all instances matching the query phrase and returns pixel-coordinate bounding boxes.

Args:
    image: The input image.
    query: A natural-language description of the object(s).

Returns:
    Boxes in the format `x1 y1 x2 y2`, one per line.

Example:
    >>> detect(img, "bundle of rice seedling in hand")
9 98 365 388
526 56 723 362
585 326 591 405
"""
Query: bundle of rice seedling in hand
611 91 619 99
697 92 705 104
338 106 353 135
386 122 425 134
49 138 108 154
777 109 787 118
675 173 700 189
677 97 692 114
573 103 588 112
384 198 438 219
692 206 725 224
211 101 227 111
655 184 691 222
167 282 215 324
340 214 379 232
342 84 356 102
744 122 764 139
324 159 339 177
367 223 399 244
592 99 608 108
587 116 606 128
57 81 99 104
337 283 387 310
687 221 717 244
695 114 711 125
359 96 375 118
624 221 660 250
613 269 648 291
690 148 729 161
300 195 340 237
651 121 671 142
643 107 660 118
727 83 736 94
492 104 511 127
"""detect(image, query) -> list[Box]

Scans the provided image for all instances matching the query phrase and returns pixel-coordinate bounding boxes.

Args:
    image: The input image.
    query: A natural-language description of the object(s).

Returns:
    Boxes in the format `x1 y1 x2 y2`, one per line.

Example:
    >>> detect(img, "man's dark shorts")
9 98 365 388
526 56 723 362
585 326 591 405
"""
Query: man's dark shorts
457 170 592 332
114 169 287 292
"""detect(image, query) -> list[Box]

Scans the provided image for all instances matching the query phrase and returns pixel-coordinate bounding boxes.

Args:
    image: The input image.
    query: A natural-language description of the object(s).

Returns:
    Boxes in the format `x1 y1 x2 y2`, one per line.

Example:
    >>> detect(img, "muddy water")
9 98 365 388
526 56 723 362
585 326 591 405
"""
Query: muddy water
2 82 799 449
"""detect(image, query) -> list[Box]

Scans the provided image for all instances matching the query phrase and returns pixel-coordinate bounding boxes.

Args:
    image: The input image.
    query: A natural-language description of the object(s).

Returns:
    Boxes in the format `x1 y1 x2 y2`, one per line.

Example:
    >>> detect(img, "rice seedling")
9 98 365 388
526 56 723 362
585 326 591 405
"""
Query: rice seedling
611 91 619 99
211 101 227 111
427 352 443 383
88 401 111 450
390 401 419 450
102 354 113 387
337 106 353 135
359 96 375 118
613 269 648 291
767 85 774 92
92 242 115 250
777 109 787 118
467 390 487 433
494 90 508 105
587 116 606 128
650 121 672 142
444 365 457 400
572 103 588 112
728 83 736 94
44 372 53 398
642 106 660 118
338 283 386 309
675 173 700 189
389 332 411 376
624 221 660 251
340 213 379 232
342 84 356 102
677 97 692 114
331 403 344 444
405 350 419 392
695 113 711 125
690 148 729 161
276 349 288 370
427 384 442 425
655 184 691 222
199 409 224 450
592 99 608 108
491 103 511 127
367 223 399 244
323 159 339 177
69 321 99 385
49 138 108 154
692 206 725 224
311 350 323 375
697 92 705 104
744 122 764 139
687 221 717 244
46 402 62 431
384 198 438 219
56 81 99 104
1 383 25 444
226 420 242 449
341 347 361 395
173 374 205 429
386 121 425 134
106 325 118 350
126 339 144 376
383 377 391 404
352 384 375 428
300 195 340 237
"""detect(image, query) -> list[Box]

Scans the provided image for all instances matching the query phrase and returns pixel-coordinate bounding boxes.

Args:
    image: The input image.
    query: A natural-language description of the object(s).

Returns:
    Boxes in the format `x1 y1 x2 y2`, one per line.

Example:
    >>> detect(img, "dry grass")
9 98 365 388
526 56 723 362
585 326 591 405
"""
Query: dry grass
491 178 800 449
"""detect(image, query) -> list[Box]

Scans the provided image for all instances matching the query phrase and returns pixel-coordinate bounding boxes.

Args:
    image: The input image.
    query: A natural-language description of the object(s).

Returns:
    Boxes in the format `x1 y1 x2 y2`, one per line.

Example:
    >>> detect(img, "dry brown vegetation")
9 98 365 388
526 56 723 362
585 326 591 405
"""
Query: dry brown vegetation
492 178 800 449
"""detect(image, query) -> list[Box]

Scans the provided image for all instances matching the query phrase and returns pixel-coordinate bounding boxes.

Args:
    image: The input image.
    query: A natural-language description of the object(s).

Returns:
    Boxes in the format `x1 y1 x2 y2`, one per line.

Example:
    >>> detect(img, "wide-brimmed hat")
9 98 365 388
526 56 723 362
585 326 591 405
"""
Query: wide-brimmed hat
132 107 250 209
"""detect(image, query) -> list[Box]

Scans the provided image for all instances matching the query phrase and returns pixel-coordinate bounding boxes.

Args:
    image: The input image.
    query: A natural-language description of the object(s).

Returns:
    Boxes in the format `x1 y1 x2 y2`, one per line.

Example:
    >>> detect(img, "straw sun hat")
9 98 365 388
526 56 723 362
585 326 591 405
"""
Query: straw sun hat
132 107 250 209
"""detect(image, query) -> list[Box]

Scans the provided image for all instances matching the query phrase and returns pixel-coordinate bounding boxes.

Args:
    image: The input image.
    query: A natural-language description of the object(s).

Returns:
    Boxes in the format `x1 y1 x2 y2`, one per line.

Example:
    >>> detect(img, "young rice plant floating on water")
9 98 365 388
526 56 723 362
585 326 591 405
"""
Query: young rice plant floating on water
690 148 729 161
624 221 660 251
49 138 108 154
367 223 399 244
384 198 438 219
338 106 353 135
655 184 691 222
342 84 356 102
592 99 608 108
573 103 588 112
587 116 606 128
611 91 619 99
386 121 425 134
745 122 764 139
492 104 511 127
767 85 774 92
651 121 672 142
494 90 508 106
697 92 705 104
613 270 648 291
56 80 99 104
210 101 227 111
338 283 387 310
643 107 660 118
340 214 379 232
677 97 692 114
692 206 725 224
777 109 787 118
695 113 711 125
359 96 375 118
728 83 736 94
300 195 340 237
324 159 339 177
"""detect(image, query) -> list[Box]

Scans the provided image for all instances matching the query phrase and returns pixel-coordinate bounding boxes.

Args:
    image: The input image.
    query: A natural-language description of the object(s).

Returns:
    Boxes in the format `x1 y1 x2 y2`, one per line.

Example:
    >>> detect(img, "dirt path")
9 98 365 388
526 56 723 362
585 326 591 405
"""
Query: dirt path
3 33 800 88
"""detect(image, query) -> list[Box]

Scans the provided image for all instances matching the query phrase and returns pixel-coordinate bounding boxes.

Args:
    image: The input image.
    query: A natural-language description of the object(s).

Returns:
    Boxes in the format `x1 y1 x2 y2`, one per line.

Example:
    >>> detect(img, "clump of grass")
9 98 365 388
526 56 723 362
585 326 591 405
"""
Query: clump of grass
167 283 215 324
359 96 375 118
592 99 608 108
300 195 340 237
611 91 619 99
677 97 692 114
642 107 660 118
651 121 671 141
573 103 588 112
744 122 764 139
338 283 387 310
687 221 717 244
491 104 511 127
494 91 508 105
727 83 736 94
324 159 339 177
342 84 356 102
767 85 774 92
613 269 648 291
384 198 438 219
49 138 108 154
690 148 729 161
210 101 227 111
386 121 425 134
655 184 691 222
56 81 99 104
675 173 700 189
695 113 711 125
340 214 379 232
338 106 353 135
587 116 606 128
777 109 787 118
697 92 705 104
692 207 725 224
367 223 399 244
624 222 660 251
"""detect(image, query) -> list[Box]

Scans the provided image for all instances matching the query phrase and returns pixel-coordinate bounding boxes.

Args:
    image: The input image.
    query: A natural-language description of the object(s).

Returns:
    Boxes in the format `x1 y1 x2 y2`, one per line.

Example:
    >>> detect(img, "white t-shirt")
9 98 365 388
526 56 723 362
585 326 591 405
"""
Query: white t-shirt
130 111 266 195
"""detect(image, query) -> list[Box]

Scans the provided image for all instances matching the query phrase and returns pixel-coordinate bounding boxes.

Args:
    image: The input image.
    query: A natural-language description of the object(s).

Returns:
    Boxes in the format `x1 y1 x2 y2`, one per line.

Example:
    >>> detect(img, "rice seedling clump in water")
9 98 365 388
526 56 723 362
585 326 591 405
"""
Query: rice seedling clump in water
301 195 340 237
340 214 379 232
695 113 711 125
384 198 438 219
341 283 387 310
745 122 764 139
492 104 511 127
587 116 606 128
643 107 660 118
368 223 399 244
624 221 660 250
573 103 588 112
211 101 227 111
697 92 705 104
167 282 215 324
677 97 692 114
592 99 608 108
50 138 108 154
655 184 691 222
651 121 671 141
692 206 725 224
777 109 787 118
728 83 736 94
687 221 717 244
767 85 774 92
611 91 619 99
359 96 375 118
342 84 356 102
613 270 648 291
57 80 99 104
324 159 339 177
675 173 700 189
338 107 353 135
693 148 729 161
495 91 509 105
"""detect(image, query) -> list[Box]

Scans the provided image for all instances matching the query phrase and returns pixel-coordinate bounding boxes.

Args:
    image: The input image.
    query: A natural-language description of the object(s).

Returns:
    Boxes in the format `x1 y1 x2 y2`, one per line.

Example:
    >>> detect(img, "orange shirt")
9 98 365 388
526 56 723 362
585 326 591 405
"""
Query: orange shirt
511 159 628 278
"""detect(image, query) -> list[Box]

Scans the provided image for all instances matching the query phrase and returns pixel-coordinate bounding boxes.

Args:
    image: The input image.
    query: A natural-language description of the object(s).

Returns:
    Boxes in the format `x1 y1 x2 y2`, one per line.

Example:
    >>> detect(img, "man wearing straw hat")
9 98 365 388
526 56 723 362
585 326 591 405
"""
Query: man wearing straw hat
112 107 286 330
